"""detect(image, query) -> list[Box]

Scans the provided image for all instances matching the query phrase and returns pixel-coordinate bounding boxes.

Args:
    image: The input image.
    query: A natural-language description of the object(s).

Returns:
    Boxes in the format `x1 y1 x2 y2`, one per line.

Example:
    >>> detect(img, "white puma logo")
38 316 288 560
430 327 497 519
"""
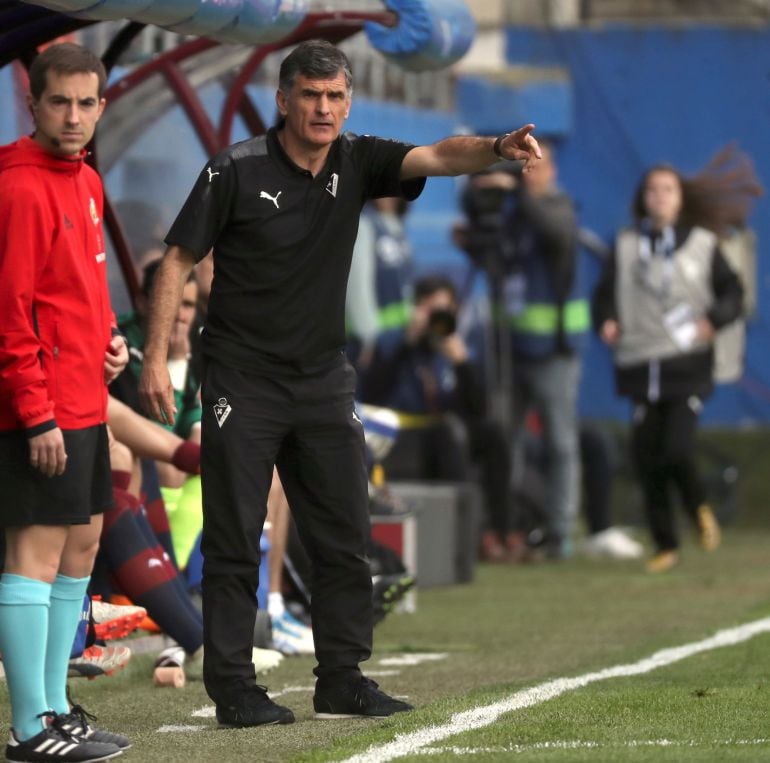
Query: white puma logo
260 190 282 209
207 167 220 182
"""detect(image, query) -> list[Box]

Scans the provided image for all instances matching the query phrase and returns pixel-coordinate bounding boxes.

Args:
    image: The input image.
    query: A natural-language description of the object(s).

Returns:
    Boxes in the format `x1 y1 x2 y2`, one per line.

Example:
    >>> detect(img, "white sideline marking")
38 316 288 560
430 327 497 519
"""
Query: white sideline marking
191 706 215 718
378 653 447 667
414 739 770 754
367 670 402 677
339 616 770 763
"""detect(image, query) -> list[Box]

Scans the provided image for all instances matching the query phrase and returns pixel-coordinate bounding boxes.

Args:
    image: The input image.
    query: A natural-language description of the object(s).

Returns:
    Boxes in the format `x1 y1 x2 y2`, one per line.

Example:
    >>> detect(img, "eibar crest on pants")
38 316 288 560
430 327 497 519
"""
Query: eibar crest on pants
213 398 232 428
199 358 372 702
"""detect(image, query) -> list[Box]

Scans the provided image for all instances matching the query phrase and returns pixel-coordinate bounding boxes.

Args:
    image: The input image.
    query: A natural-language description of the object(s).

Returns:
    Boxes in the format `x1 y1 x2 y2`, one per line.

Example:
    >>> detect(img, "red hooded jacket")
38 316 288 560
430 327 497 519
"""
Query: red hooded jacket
0 136 115 432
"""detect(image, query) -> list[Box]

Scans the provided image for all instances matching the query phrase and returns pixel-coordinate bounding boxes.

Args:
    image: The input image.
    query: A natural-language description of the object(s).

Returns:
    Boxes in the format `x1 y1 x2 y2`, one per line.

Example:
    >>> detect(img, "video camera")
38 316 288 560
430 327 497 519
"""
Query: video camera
460 164 521 268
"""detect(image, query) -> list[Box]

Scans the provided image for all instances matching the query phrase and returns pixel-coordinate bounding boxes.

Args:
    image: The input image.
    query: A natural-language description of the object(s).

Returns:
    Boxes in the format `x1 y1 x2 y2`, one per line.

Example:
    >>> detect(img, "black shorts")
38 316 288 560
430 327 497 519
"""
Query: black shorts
0 424 113 528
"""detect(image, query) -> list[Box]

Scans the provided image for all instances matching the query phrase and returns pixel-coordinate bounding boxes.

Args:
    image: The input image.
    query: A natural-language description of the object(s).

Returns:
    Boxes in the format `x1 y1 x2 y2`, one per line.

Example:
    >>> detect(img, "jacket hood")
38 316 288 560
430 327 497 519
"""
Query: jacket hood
0 136 85 174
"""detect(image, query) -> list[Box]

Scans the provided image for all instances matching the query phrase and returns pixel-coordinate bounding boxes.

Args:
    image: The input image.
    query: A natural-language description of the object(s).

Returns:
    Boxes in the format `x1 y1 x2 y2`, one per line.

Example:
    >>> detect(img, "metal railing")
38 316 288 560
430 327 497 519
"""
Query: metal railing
77 3 456 112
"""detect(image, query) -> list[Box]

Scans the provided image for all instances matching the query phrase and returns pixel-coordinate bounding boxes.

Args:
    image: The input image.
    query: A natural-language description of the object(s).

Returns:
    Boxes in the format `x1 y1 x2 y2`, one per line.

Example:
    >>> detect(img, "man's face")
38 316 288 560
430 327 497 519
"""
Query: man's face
416 288 458 342
420 289 456 316
28 69 105 158
276 71 351 150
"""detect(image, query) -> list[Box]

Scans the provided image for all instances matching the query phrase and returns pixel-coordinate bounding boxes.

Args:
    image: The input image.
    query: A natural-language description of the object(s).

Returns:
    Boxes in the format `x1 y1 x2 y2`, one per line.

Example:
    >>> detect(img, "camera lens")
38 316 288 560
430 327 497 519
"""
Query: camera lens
427 309 456 338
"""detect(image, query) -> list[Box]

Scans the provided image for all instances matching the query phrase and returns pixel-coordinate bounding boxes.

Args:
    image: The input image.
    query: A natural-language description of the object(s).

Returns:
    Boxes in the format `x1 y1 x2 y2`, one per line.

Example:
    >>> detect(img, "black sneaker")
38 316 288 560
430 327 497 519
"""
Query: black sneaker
56 705 131 750
314 676 413 718
215 685 295 728
6 724 121 762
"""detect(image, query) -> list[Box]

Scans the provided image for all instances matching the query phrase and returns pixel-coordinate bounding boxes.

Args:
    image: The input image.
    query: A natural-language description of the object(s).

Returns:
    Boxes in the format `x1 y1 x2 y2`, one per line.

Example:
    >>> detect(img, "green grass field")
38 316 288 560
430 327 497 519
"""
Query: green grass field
3 518 770 763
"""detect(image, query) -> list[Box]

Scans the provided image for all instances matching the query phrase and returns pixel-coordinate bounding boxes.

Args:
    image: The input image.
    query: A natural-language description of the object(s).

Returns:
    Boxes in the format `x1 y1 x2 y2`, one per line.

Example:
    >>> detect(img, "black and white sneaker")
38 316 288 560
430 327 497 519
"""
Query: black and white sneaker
6 724 121 762
215 685 295 728
56 704 131 750
314 676 413 719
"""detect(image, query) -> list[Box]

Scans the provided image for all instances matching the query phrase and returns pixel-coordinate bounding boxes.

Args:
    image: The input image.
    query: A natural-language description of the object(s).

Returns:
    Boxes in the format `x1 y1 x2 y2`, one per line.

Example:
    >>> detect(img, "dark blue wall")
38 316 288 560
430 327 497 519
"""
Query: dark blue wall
3 25 767 424
503 25 770 425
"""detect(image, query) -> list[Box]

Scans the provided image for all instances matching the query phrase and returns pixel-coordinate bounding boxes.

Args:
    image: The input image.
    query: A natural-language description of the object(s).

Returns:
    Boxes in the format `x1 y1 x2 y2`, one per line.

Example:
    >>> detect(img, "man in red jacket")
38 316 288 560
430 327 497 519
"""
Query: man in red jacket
0 43 130 762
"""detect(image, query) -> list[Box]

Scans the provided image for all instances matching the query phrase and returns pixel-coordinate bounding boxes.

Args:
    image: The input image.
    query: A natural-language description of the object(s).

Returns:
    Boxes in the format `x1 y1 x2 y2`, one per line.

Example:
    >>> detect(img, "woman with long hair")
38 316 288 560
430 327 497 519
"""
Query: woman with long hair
592 146 760 572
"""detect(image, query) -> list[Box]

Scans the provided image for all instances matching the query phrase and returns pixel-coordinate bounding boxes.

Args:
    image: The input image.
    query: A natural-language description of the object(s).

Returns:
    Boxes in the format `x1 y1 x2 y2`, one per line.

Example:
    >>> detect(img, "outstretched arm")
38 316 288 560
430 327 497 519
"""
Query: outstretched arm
400 124 541 179
108 395 201 473
110 394 176 460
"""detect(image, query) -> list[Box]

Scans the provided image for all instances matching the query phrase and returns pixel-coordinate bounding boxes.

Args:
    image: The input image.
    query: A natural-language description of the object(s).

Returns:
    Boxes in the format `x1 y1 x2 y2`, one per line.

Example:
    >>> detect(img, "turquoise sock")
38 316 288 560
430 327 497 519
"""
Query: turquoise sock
0 574 52 740
46 575 90 715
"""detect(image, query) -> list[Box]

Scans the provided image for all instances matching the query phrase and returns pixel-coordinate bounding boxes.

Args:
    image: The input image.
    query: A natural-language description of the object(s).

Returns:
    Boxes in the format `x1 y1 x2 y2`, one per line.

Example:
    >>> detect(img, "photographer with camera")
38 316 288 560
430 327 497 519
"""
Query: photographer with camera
359 275 516 562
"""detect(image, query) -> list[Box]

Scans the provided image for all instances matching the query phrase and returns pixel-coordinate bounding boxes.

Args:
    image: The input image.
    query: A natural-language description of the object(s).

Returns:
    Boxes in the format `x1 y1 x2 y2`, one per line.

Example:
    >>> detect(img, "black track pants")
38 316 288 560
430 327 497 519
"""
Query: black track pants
631 397 706 552
199 358 372 703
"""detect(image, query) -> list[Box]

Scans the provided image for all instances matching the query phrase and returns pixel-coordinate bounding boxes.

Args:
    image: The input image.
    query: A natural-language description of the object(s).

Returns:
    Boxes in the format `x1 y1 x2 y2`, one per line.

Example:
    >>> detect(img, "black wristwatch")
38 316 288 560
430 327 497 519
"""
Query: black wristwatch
493 133 510 159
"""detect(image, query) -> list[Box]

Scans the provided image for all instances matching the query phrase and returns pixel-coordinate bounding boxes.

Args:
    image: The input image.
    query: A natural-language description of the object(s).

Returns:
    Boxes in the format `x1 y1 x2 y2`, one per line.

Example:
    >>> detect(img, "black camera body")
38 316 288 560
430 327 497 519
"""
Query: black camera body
427 308 457 338
461 185 513 268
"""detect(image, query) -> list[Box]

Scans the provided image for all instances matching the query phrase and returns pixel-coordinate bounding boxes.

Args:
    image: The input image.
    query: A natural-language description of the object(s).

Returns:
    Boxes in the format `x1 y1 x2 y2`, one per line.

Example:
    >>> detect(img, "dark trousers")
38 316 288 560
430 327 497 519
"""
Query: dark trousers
631 397 706 552
199 358 372 703
580 424 614 535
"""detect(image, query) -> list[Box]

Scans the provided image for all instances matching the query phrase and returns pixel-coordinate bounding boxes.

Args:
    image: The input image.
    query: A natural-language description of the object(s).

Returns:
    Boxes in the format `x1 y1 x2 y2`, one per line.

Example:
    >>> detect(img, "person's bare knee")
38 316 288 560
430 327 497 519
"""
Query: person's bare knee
4 525 69 583
109 430 134 473
59 515 103 578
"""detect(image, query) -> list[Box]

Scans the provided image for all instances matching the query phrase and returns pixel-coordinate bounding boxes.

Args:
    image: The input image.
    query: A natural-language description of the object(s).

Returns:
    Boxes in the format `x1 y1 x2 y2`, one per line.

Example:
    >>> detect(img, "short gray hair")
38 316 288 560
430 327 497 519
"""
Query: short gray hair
278 39 353 95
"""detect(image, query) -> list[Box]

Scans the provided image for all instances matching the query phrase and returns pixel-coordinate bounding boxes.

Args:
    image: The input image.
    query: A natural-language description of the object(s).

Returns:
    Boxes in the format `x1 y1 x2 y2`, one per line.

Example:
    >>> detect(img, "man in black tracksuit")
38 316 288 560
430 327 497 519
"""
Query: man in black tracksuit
139 39 542 726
